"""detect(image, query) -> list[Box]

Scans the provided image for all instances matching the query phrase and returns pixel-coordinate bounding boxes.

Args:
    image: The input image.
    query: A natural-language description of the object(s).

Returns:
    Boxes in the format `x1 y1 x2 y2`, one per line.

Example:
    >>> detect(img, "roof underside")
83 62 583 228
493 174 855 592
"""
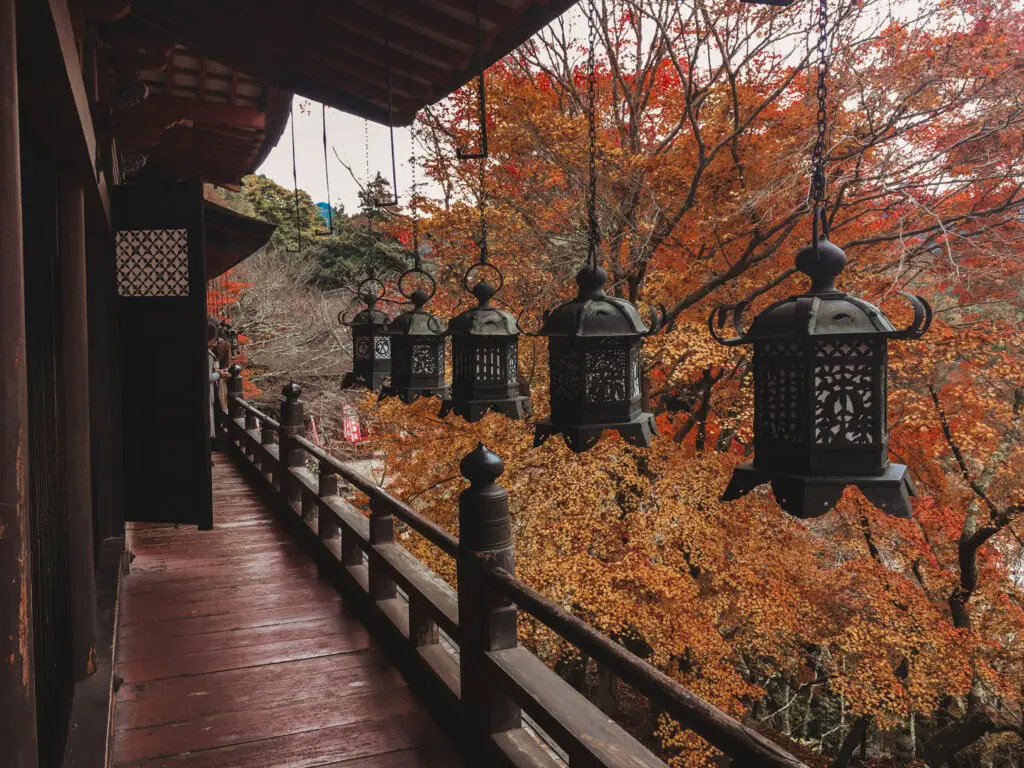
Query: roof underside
127 0 579 126
120 45 291 185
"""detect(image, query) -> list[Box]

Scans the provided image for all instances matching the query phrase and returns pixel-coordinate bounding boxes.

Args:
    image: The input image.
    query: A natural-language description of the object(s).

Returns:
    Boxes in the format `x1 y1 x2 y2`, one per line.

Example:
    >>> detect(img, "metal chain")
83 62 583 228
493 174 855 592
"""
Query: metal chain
409 53 422 269
585 1 600 269
477 157 488 265
809 0 830 239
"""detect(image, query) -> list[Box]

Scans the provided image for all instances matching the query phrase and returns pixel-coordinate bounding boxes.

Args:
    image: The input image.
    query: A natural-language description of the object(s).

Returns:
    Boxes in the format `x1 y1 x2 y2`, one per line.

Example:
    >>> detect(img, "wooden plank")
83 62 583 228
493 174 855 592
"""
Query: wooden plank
116 599 347 641
114 687 426 762
116 616 361 663
118 632 373 683
116 654 401 729
118 714 454 768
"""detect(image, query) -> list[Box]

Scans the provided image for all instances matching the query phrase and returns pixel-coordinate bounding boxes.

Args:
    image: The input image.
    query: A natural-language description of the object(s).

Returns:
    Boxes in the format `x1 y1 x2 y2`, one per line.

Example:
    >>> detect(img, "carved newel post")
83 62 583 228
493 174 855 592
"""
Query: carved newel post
227 364 243 420
457 443 520 749
279 383 306 510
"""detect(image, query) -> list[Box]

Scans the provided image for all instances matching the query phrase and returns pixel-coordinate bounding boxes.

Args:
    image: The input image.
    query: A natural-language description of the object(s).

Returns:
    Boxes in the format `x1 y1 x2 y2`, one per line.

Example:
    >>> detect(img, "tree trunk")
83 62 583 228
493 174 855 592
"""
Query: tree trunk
830 716 870 768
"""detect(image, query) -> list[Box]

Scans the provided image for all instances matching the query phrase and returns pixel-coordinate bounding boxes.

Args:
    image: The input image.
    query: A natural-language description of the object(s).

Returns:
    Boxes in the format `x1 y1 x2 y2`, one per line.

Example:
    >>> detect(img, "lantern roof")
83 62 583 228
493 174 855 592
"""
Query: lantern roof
352 303 389 327
714 238 931 345
540 265 650 338
389 289 446 336
446 281 519 337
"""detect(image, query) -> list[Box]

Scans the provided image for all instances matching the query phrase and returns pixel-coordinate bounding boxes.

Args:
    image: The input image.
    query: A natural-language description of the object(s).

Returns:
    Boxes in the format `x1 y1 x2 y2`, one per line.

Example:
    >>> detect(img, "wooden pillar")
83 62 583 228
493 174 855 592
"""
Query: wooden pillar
0 0 38 762
457 443 520 751
59 176 97 681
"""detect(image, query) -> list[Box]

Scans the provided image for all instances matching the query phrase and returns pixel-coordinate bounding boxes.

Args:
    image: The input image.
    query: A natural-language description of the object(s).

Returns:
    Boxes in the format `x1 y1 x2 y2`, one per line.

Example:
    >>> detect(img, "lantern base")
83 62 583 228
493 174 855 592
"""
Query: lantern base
379 384 449 404
439 396 531 423
722 462 915 519
341 371 389 391
534 412 657 454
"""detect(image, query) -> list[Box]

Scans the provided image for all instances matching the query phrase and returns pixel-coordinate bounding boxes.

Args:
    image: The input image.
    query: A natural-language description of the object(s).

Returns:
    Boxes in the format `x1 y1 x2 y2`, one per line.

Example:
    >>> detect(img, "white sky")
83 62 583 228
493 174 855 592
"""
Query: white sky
257 100 418 214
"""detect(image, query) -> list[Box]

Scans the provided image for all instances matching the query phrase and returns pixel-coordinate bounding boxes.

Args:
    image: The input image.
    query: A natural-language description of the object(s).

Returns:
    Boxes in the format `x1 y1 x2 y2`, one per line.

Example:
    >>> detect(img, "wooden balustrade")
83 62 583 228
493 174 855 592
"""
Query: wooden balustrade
216 379 807 768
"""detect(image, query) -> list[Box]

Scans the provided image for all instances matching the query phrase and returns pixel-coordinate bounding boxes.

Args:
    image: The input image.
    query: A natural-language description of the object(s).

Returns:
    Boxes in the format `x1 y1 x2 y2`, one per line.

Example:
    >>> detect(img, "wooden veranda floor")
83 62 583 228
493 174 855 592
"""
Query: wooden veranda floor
112 453 459 767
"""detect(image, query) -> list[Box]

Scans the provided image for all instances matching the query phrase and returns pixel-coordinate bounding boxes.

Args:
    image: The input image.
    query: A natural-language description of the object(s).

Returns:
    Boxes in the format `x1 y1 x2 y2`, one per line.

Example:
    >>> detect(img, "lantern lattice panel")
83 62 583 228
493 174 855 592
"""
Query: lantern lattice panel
584 343 628 402
354 336 373 360
411 344 441 375
550 342 581 402
814 363 876 444
754 341 805 443
374 336 392 360
115 229 190 297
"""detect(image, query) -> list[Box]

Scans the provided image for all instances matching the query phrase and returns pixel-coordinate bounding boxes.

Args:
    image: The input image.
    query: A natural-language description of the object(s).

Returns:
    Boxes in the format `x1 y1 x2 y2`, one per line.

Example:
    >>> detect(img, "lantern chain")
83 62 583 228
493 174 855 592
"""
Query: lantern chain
809 0 830 240
585 1 600 270
409 52 422 269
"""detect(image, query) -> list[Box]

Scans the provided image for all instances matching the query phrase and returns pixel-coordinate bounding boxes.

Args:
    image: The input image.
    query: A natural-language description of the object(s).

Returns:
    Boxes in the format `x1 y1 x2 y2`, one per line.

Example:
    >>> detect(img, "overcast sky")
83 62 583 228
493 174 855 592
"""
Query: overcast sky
257 100 419 215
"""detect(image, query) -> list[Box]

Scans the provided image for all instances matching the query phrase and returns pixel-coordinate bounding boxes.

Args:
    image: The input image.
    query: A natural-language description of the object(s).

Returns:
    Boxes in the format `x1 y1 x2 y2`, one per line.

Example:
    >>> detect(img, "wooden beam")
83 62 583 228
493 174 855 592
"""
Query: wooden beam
0 1 38 765
59 176 98 683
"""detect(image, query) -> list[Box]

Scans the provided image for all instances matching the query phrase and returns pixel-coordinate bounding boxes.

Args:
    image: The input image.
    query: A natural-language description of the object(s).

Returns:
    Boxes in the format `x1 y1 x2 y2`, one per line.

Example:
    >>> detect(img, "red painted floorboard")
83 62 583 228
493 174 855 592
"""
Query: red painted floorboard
113 453 459 767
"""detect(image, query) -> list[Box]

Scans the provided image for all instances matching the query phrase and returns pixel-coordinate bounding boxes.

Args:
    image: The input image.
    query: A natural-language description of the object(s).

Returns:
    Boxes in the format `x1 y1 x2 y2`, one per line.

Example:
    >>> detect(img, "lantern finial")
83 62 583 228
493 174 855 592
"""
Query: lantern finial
796 237 847 293
575 263 608 300
472 279 498 306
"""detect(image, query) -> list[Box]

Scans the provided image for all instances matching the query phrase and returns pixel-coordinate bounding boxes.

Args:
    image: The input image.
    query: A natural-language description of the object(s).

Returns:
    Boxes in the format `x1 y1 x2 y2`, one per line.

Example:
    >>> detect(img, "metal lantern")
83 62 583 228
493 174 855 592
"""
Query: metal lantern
381 268 448 403
341 277 391 391
534 264 657 452
440 267 531 422
710 237 931 518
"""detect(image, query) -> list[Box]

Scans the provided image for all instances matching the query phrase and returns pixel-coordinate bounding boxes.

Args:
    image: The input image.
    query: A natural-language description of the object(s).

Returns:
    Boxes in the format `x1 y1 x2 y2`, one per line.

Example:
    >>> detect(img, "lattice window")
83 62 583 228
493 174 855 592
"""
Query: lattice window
550 341 581 402
584 343 627 403
506 342 519 385
115 229 190 297
629 343 641 400
759 340 802 357
814 363 876 444
754 345 804 442
354 336 373 360
412 344 436 375
374 336 391 360
815 339 877 358
473 344 505 383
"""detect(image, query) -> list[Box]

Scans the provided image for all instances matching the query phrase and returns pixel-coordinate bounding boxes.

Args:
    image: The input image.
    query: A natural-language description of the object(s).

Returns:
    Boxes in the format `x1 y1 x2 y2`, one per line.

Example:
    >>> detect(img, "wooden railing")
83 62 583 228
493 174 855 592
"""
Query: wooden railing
219 370 807 768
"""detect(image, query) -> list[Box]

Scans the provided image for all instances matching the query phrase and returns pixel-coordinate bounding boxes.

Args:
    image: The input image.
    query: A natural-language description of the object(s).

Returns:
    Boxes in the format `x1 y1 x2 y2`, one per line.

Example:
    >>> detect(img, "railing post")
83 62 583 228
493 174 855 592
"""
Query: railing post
279 383 305 511
260 422 276 484
458 443 520 747
227 364 243 420
317 471 339 543
368 498 397 600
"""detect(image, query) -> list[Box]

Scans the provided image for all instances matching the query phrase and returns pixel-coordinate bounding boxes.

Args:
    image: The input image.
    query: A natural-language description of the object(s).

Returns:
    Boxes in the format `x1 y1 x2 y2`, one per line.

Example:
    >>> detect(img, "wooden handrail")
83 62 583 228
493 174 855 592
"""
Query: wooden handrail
487 568 807 768
290 433 459 558
229 395 279 429
216 389 807 768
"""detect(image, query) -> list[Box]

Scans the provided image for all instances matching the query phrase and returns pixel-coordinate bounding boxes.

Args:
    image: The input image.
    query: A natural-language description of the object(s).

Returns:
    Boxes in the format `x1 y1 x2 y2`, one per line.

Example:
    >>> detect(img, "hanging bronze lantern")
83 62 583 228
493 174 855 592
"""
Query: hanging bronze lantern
534 264 657 452
440 264 530 422
381 267 448 403
710 237 931 518
341 277 391 391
